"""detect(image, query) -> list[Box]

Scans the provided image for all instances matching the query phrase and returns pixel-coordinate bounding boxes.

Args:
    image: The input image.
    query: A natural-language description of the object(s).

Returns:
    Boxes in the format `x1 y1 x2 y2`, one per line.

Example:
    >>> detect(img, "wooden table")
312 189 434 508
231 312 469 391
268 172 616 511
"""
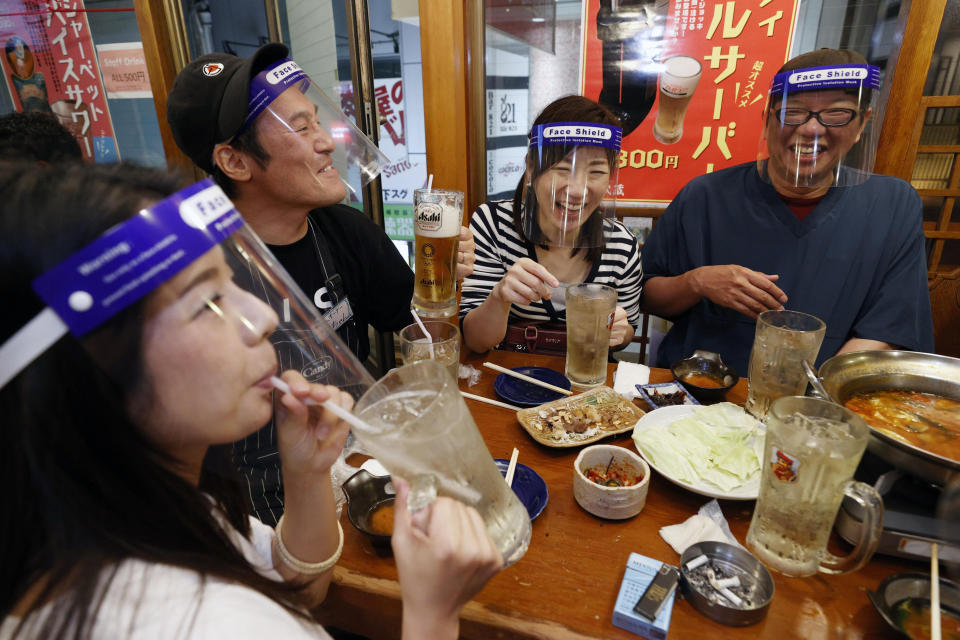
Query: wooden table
318 350 917 639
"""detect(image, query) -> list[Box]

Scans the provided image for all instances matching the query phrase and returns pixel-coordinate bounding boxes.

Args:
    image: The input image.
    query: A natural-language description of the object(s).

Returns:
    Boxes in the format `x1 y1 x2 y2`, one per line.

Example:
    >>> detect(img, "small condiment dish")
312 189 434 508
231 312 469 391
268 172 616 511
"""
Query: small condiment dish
573 444 650 519
867 572 960 638
680 541 773 626
671 350 739 402
342 469 395 551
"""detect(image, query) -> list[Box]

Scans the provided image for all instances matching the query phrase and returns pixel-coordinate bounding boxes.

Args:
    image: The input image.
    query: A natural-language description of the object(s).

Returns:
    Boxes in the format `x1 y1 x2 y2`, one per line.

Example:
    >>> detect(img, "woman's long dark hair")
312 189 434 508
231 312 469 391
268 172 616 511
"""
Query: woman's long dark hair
0 163 311 638
511 95 621 265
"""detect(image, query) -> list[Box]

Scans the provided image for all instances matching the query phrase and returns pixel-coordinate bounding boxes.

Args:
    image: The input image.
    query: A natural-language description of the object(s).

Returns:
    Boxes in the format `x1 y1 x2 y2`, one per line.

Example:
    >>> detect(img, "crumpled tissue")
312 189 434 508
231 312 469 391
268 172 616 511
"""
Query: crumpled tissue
659 499 745 555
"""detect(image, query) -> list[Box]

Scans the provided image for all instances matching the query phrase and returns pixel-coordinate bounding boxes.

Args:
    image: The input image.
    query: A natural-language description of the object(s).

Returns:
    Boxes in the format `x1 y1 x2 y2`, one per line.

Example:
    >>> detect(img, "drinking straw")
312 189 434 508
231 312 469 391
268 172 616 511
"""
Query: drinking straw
271 377 482 505
427 173 434 190
932 542 941 640
505 447 519 487
410 309 435 359
270 376 369 433
482 361 573 396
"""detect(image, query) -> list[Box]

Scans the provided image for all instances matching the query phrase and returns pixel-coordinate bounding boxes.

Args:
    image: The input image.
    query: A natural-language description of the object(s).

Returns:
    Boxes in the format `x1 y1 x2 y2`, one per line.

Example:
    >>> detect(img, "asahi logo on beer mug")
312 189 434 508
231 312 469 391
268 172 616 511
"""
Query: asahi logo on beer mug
653 55 702 145
413 188 463 318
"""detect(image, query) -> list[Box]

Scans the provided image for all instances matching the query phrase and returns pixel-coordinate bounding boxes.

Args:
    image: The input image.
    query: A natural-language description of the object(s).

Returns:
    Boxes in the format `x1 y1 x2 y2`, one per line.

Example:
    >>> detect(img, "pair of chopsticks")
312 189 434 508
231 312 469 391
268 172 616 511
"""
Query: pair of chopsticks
460 362 572 412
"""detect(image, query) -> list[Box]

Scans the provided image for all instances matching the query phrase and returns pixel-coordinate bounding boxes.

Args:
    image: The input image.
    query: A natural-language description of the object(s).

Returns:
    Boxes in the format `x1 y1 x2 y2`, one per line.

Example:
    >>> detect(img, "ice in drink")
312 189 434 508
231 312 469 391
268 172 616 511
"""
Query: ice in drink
565 283 616 390
652 55 702 145
352 360 531 565
745 310 825 419
402 338 459 381
413 188 462 318
745 397 881 577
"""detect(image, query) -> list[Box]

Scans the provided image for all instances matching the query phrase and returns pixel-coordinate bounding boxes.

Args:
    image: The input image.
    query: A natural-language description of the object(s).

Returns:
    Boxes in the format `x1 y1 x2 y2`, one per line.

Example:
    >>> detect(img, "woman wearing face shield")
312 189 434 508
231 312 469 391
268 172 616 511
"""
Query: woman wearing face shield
460 96 643 354
0 163 501 639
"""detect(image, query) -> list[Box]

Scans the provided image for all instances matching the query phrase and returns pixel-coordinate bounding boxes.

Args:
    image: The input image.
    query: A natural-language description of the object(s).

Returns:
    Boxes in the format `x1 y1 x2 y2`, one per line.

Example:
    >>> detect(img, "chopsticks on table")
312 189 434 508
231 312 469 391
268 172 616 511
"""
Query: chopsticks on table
932 542 941 640
505 447 519 487
461 391 521 411
483 361 573 396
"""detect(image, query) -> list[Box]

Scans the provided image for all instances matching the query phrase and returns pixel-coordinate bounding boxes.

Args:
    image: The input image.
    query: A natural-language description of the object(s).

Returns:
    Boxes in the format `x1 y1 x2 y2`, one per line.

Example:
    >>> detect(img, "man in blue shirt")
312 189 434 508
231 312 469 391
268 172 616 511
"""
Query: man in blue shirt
640 48 934 374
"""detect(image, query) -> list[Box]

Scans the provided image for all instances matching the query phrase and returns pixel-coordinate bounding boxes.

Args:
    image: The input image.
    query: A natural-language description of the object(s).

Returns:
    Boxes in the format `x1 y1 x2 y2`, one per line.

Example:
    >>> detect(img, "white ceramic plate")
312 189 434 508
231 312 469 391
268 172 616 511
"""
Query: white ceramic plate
631 405 762 501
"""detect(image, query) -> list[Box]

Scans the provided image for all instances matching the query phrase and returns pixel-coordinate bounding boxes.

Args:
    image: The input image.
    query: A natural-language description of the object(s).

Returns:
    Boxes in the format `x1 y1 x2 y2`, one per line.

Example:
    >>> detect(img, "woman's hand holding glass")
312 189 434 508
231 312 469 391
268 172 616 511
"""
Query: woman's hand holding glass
492 257 560 306
609 306 631 347
391 477 503 640
273 370 352 476
455 226 476 281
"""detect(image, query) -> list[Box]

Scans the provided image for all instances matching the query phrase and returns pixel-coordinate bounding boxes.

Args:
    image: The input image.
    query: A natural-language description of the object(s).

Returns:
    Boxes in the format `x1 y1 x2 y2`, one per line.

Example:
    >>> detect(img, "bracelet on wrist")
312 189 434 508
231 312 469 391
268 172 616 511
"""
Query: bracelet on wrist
274 515 343 576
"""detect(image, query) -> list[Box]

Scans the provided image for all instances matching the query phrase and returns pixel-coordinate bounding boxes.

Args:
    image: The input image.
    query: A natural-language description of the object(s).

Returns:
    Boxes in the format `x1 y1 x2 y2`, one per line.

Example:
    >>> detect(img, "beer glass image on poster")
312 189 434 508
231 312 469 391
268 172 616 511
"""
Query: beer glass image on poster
565 283 616 390
745 396 882 577
652 56 702 145
413 188 463 317
745 310 826 419
352 359 532 566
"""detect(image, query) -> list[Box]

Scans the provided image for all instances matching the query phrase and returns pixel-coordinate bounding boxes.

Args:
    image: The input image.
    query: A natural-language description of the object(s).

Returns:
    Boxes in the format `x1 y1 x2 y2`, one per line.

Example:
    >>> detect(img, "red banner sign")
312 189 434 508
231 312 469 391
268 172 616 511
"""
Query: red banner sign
580 0 800 205
0 0 118 161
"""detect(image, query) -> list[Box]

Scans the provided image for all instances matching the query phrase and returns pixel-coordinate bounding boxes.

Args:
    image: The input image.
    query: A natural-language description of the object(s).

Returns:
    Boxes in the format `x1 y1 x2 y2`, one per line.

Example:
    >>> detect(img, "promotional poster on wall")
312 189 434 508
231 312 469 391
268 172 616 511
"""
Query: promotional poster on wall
580 0 801 205
0 0 119 162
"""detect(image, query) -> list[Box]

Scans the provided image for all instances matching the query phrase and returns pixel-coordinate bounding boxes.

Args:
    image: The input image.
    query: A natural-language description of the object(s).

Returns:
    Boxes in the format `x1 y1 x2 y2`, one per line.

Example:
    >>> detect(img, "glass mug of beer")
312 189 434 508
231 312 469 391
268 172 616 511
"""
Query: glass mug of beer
565 283 616 390
652 55 702 145
745 396 883 577
745 310 826 419
413 188 463 318
351 359 532 566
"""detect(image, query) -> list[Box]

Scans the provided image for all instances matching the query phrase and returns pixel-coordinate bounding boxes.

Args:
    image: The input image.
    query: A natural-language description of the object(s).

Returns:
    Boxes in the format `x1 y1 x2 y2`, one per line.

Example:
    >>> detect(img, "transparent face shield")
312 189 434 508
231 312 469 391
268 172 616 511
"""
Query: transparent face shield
242 59 389 199
757 64 881 190
0 179 374 402
522 122 622 248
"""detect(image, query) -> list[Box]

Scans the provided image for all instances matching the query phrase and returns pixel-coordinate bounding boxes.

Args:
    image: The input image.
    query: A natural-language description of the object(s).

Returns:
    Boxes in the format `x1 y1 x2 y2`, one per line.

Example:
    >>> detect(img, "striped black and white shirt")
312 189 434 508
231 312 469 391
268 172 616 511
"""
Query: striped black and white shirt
460 201 643 328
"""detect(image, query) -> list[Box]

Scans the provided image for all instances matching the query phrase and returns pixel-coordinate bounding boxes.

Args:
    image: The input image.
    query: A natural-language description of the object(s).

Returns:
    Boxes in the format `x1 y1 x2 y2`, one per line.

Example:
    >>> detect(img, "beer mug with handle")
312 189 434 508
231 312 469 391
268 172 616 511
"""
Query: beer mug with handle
351 359 532 566
412 188 462 318
746 396 883 577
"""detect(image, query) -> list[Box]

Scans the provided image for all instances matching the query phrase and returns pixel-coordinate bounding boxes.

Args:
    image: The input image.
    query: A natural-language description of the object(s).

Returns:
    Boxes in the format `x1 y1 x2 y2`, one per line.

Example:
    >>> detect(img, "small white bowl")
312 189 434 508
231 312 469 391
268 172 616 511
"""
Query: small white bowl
573 444 650 519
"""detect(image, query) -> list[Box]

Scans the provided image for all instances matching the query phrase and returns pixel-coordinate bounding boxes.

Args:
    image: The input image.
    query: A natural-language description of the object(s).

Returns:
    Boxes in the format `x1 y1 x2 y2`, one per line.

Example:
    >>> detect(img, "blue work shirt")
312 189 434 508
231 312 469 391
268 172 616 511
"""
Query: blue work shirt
641 162 934 374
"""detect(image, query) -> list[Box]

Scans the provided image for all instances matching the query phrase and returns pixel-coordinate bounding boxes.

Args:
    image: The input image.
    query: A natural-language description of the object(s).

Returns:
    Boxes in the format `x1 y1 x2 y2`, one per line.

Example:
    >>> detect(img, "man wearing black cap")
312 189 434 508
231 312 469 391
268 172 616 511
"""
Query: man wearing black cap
639 48 934 374
165 44 471 523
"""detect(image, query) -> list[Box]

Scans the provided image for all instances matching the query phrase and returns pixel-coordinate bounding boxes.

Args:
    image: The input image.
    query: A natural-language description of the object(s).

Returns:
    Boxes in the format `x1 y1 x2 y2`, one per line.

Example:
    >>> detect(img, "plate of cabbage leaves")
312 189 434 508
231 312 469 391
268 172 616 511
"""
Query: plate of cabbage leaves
631 403 765 500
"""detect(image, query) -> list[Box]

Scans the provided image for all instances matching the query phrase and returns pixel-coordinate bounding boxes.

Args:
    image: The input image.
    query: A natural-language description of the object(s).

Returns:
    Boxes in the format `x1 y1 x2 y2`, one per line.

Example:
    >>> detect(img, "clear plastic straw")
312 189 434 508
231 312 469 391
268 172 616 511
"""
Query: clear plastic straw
410 309 435 359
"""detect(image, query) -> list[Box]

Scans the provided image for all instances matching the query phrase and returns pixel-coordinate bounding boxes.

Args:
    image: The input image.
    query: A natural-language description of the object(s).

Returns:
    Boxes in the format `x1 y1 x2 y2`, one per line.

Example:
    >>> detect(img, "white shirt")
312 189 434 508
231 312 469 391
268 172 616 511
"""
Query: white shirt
1 515 333 639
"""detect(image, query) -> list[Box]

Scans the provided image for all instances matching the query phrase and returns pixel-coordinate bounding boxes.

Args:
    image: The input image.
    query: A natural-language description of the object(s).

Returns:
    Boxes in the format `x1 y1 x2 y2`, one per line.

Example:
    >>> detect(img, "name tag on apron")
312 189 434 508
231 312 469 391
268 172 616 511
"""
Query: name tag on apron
323 297 353 331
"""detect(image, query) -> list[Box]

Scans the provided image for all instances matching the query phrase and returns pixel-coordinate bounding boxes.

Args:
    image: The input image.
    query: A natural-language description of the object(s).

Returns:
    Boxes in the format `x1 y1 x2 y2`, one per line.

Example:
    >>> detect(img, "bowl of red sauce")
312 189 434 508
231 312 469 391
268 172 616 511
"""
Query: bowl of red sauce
671 350 739 403
573 444 650 519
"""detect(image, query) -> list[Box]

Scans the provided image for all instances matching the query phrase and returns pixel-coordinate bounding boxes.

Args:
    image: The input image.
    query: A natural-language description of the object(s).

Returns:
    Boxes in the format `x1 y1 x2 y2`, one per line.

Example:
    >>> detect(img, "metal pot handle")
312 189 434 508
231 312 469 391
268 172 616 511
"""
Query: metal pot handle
802 359 836 403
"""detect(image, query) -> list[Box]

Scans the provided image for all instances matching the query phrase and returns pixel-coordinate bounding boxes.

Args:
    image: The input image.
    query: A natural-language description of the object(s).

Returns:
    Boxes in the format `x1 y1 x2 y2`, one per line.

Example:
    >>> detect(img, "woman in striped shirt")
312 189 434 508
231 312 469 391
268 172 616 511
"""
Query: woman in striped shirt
460 96 643 353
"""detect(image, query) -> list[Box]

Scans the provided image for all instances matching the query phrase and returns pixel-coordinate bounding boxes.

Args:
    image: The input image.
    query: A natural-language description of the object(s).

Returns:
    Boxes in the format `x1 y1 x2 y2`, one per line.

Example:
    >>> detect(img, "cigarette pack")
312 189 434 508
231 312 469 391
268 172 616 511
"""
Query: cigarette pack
612 553 677 639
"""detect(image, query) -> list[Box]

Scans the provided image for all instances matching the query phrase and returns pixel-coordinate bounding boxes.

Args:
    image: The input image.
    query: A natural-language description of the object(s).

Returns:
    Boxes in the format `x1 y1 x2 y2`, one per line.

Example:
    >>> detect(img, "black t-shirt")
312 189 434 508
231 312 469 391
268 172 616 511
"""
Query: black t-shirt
234 204 413 524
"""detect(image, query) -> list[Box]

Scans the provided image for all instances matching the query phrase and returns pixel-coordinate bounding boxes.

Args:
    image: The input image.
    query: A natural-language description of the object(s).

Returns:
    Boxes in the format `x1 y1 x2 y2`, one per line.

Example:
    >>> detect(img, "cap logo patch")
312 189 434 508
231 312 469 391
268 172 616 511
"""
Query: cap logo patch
202 63 224 77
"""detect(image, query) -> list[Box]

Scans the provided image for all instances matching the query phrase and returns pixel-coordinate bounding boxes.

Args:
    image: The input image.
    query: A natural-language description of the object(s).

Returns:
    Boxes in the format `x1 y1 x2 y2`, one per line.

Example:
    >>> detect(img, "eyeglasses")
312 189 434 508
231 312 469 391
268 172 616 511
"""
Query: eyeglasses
774 107 859 127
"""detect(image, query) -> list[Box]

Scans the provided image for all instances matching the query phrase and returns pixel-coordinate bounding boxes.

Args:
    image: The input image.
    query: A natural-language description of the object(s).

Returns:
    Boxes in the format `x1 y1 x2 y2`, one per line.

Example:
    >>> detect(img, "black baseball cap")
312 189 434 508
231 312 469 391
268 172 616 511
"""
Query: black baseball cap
166 42 289 173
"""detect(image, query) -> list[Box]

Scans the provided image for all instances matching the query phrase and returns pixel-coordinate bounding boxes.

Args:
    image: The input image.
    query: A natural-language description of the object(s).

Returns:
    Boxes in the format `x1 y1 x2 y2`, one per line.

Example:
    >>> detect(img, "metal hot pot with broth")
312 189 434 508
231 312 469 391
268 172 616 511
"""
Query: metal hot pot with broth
809 350 960 486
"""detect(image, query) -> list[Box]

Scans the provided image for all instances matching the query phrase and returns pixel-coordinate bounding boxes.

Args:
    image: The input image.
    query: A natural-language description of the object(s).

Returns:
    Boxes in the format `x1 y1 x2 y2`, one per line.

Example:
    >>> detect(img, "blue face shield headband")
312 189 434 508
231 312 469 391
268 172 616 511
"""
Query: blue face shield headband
758 63 882 189
0 179 374 396
523 121 622 249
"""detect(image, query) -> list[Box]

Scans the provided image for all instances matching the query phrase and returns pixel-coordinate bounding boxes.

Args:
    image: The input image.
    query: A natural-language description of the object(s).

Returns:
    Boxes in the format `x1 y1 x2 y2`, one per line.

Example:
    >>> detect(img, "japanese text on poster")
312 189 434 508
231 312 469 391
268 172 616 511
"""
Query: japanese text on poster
0 0 119 162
